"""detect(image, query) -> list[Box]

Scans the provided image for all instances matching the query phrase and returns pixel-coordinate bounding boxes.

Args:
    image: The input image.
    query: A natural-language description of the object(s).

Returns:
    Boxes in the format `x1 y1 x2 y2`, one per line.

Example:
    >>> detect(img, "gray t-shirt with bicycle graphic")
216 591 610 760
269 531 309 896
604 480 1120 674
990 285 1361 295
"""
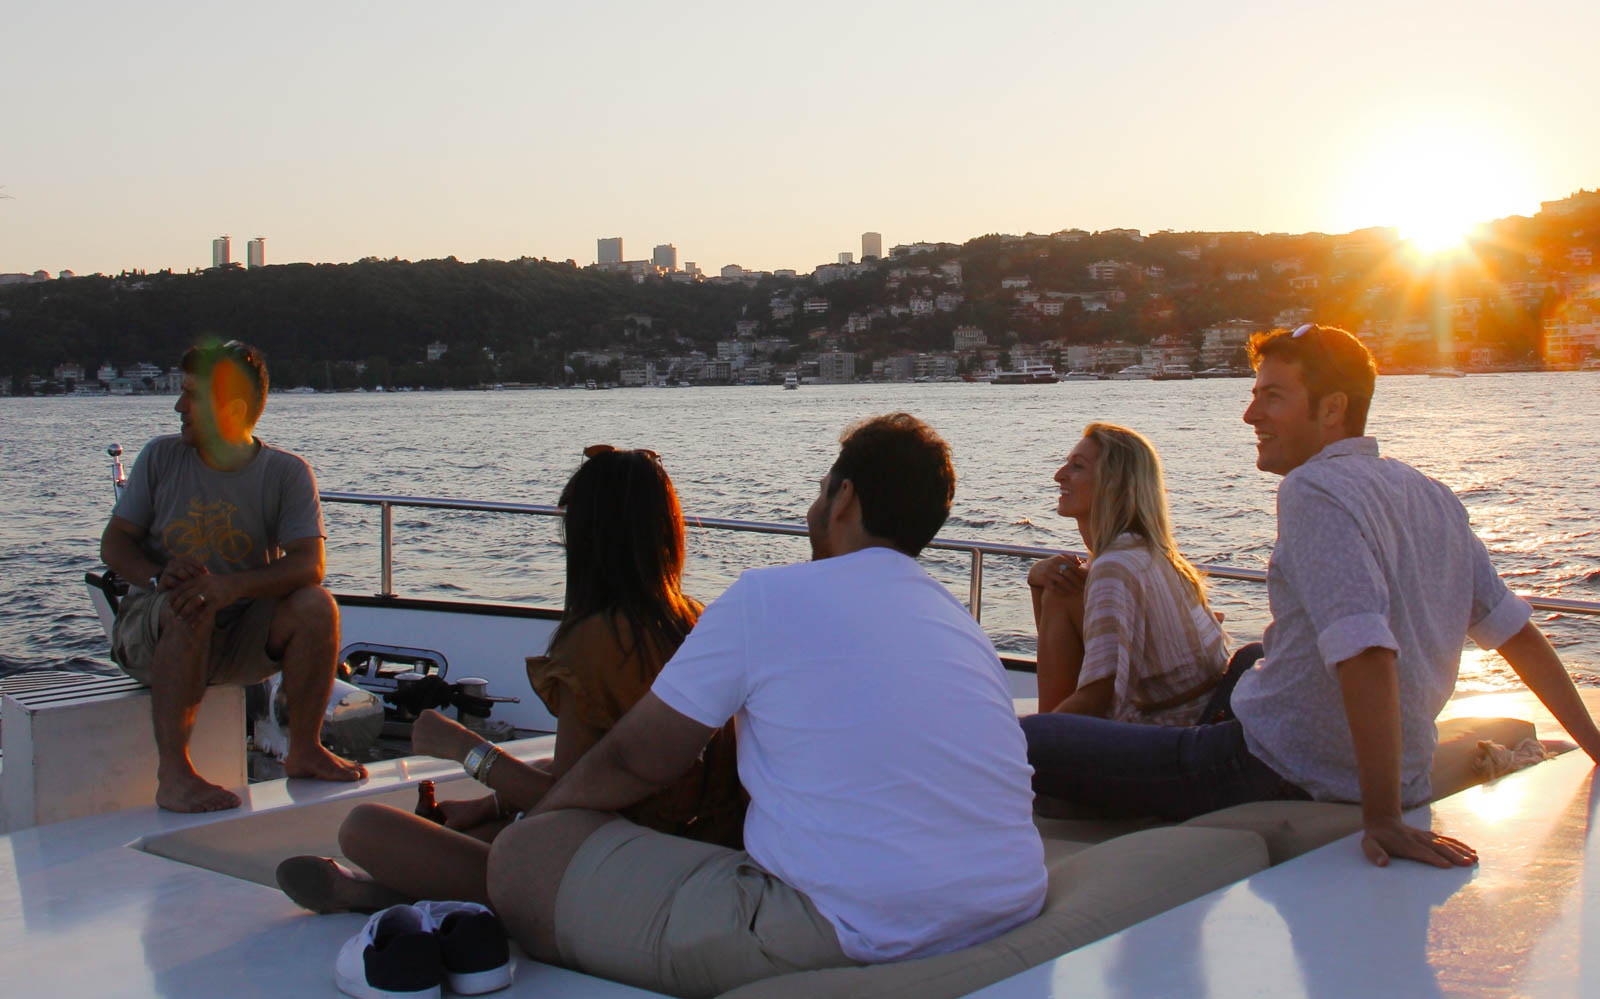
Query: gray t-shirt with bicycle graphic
113 435 324 579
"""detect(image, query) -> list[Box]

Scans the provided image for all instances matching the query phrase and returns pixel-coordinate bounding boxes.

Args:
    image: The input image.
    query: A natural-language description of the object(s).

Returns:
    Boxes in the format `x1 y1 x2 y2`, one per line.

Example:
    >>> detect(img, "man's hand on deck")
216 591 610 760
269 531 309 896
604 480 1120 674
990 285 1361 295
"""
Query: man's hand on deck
1361 816 1477 869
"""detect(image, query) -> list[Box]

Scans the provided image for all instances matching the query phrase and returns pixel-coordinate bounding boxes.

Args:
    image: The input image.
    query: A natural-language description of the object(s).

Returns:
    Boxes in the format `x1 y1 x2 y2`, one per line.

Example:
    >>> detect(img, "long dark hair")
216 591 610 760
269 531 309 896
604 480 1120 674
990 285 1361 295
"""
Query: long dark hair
548 448 702 658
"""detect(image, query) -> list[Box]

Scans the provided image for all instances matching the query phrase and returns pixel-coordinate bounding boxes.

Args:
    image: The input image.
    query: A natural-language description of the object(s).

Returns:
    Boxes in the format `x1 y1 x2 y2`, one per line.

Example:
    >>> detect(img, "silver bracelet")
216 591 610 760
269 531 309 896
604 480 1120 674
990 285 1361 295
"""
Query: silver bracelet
477 746 503 785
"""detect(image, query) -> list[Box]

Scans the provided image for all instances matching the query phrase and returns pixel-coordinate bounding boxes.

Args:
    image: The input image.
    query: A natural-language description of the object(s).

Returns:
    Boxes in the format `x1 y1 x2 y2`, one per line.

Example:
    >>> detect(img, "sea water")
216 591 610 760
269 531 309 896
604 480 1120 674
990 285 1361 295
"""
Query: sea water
3 373 1598 689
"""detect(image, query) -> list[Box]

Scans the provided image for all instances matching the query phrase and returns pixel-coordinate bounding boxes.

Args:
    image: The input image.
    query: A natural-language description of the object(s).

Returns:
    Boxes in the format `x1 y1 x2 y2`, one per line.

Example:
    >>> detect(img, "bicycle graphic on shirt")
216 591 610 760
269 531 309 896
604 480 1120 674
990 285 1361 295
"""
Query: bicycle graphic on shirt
163 498 254 565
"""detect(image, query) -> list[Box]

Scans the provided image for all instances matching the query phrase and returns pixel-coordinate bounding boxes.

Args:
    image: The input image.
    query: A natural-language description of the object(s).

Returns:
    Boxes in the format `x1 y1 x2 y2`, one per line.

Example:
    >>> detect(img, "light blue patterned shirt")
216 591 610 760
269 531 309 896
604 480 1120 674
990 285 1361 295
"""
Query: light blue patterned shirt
1232 437 1531 806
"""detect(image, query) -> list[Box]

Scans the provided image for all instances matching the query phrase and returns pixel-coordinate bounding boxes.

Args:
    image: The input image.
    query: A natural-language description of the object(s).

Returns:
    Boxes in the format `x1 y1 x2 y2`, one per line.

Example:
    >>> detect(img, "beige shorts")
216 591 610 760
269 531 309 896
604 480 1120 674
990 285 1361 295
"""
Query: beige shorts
554 818 857 998
111 588 282 687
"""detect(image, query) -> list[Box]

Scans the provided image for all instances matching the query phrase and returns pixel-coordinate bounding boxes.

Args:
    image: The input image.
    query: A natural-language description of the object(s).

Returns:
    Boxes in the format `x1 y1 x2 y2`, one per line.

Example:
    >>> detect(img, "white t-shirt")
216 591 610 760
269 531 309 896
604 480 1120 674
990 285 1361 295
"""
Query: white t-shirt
652 546 1047 963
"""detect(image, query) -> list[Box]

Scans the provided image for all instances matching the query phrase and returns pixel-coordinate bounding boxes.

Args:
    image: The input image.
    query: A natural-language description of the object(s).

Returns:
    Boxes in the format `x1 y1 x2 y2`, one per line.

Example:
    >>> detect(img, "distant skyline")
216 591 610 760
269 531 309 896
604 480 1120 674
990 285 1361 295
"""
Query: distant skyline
3 1 1597 276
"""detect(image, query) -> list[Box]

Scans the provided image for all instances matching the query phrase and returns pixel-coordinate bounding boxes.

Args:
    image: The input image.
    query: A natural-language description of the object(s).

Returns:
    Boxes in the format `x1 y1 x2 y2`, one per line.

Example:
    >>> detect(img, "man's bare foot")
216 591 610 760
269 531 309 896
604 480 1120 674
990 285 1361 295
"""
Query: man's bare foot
275 856 412 914
285 743 368 782
156 768 242 813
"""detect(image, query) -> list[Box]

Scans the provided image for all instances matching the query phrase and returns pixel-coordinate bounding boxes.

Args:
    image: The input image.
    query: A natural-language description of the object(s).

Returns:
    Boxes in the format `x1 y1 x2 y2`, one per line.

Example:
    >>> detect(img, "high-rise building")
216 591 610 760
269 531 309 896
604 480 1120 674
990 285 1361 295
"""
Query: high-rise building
247 237 266 269
652 243 678 270
597 237 624 264
212 235 231 268
861 232 883 261
838 252 854 265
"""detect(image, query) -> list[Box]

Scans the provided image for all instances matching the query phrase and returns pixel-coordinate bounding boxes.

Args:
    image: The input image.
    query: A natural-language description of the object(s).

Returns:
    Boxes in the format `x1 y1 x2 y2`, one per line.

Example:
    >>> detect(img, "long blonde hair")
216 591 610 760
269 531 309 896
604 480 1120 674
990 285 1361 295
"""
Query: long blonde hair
1081 422 1208 603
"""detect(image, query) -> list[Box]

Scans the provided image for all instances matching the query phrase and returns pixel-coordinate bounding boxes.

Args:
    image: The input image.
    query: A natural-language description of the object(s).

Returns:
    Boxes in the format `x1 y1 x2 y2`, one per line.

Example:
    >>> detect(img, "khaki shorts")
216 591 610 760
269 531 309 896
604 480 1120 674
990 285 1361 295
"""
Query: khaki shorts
111 588 282 687
555 818 857 998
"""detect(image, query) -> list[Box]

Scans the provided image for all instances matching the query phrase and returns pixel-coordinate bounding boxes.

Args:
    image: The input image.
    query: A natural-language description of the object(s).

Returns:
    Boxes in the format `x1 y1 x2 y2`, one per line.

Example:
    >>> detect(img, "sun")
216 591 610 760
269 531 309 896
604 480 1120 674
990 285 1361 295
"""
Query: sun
1333 120 1536 259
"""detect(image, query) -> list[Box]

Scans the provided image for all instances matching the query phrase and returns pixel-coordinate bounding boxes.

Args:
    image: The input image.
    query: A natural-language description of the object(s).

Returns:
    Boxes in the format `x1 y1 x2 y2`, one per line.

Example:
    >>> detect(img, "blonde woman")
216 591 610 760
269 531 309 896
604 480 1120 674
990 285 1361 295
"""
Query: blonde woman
1026 422 1233 725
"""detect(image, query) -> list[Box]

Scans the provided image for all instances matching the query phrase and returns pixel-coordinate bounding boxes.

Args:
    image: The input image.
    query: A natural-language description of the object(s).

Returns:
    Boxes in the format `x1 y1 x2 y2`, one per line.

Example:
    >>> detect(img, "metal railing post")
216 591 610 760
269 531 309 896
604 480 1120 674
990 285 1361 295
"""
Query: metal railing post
379 501 394 597
969 549 983 622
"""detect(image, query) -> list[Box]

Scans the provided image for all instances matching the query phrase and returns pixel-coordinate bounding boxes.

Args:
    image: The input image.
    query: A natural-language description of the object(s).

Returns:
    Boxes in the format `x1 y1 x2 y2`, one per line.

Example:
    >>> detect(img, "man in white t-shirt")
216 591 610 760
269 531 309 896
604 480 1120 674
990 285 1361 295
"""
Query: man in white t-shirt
486 413 1047 998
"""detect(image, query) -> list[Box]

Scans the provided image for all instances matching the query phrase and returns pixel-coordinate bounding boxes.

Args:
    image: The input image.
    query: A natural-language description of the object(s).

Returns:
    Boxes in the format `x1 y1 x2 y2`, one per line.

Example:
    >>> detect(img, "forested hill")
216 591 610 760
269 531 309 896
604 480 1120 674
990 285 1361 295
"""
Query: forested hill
0 257 764 389
4 197 1597 390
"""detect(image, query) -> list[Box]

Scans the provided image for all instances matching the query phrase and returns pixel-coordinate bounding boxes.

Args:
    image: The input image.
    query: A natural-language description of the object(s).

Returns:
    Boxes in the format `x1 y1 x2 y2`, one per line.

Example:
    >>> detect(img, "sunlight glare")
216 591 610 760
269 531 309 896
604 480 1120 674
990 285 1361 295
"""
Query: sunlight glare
1334 122 1536 259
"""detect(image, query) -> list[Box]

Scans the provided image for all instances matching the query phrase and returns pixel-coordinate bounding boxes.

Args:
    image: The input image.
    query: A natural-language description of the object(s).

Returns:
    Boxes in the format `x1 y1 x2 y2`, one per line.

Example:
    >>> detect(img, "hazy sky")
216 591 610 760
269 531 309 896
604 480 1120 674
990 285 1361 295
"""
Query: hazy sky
3 0 1595 276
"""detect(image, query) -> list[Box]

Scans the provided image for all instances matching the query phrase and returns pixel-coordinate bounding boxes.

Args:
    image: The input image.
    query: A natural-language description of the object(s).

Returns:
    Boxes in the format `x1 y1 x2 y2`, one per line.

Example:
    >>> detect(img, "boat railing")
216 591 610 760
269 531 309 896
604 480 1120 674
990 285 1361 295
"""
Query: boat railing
321 491 1600 624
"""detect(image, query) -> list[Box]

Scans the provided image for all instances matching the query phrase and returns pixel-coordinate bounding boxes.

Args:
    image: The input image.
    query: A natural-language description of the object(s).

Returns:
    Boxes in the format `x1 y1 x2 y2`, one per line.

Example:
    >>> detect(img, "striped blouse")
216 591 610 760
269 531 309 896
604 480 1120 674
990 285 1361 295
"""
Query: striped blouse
1077 534 1229 726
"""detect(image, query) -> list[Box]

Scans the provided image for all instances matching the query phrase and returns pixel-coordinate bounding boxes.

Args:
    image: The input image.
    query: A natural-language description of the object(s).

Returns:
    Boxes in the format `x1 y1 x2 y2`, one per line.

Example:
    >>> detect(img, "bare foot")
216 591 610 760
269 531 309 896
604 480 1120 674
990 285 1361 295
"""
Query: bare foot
285 743 368 782
275 856 412 914
156 768 242 813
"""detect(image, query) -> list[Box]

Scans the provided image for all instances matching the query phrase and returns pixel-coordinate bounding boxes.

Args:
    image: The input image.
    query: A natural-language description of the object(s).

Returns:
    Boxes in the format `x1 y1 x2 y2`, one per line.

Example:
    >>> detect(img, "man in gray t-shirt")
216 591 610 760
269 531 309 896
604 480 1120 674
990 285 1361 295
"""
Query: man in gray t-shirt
101 340 366 812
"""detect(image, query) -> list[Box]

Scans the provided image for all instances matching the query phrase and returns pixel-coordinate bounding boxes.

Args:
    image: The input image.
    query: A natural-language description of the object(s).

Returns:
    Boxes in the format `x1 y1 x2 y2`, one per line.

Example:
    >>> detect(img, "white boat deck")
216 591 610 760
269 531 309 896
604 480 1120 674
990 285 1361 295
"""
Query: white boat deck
3 692 1598 996
972 746 1600 998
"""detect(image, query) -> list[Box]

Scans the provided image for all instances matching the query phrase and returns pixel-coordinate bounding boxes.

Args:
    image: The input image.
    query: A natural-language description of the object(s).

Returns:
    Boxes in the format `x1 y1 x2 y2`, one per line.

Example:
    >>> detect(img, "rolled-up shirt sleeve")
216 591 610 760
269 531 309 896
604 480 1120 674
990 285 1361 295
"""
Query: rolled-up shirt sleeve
1275 477 1399 673
1465 532 1532 649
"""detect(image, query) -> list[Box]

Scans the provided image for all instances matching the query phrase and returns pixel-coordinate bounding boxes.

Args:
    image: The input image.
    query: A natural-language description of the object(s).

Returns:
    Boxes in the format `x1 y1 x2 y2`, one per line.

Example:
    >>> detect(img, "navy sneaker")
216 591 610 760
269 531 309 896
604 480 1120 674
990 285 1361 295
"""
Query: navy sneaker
334 904 443 999
415 900 515 995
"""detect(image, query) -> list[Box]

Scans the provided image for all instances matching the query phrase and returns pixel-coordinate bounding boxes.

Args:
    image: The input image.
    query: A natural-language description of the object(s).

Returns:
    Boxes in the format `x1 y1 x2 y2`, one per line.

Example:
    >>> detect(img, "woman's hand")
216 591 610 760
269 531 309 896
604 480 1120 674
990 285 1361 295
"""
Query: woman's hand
1029 554 1087 596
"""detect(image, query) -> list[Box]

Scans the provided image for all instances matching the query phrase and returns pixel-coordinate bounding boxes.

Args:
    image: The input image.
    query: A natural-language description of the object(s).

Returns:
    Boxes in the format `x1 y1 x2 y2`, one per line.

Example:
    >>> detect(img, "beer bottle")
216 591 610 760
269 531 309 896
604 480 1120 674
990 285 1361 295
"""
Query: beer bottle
415 779 447 824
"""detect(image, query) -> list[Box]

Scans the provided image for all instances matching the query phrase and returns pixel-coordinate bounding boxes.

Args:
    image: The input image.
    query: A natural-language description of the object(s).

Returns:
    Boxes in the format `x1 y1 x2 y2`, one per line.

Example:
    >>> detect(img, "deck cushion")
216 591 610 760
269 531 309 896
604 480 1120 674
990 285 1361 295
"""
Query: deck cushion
717 826 1268 999
1182 716 1540 865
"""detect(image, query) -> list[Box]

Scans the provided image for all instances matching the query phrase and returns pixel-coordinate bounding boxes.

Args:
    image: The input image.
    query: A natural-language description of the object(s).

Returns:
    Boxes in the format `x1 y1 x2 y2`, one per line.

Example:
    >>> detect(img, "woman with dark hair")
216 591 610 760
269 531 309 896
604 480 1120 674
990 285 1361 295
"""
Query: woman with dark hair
275 446 743 914
1026 422 1237 726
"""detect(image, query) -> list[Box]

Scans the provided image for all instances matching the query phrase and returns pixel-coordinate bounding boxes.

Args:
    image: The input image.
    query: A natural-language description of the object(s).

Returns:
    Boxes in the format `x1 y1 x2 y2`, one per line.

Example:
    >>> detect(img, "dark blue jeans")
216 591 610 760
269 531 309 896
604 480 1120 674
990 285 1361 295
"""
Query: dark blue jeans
1021 714 1310 821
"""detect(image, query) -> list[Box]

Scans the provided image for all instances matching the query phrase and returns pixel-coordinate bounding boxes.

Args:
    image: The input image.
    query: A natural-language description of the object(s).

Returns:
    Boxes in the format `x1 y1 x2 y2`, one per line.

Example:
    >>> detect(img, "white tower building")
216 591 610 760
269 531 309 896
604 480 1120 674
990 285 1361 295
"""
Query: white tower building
212 235 231 268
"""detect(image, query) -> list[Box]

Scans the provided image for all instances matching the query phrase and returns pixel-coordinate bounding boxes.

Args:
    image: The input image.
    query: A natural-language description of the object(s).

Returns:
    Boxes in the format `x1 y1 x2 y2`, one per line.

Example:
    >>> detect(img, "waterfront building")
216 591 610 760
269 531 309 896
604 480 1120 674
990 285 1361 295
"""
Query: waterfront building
652 244 677 271
212 235 231 268
426 341 448 362
1199 319 1260 369
619 362 656 387
125 362 164 386
862 231 883 261
878 354 916 381
1545 308 1600 365
915 352 958 379
96 363 118 384
597 237 623 265
817 351 856 383
247 237 266 269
